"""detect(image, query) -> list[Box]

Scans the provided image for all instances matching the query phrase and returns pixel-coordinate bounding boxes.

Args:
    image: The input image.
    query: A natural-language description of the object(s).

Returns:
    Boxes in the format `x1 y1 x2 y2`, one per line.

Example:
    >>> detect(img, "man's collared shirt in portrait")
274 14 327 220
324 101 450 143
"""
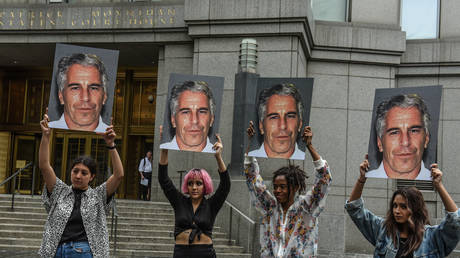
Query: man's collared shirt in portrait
159 136 215 153
366 161 432 180
48 114 109 133
248 142 305 160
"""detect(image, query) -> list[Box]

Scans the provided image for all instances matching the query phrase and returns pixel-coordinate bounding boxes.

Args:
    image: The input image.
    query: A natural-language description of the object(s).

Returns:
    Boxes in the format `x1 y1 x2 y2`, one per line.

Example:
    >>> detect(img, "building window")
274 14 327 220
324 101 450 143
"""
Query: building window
311 0 348 22
401 0 439 39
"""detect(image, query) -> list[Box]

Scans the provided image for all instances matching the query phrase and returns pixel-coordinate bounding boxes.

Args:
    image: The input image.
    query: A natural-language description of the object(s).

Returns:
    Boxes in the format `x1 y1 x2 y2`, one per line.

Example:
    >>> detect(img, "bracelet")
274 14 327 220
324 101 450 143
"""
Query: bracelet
358 179 366 184
106 144 116 150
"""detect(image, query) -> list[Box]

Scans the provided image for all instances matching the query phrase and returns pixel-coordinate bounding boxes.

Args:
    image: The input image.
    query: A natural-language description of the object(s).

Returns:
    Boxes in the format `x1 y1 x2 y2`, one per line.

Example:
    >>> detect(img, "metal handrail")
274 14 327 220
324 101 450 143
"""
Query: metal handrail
110 200 119 256
224 200 258 257
0 162 33 210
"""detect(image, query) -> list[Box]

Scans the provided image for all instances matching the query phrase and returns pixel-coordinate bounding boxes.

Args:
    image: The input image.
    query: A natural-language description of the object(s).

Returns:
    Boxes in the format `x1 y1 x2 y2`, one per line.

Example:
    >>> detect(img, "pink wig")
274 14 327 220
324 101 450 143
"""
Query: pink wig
181 168 214 195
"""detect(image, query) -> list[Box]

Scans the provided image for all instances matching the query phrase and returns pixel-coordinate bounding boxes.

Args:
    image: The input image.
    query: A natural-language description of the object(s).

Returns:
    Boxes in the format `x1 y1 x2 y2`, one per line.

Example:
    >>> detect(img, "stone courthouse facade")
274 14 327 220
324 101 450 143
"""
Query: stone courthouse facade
1 0 460 256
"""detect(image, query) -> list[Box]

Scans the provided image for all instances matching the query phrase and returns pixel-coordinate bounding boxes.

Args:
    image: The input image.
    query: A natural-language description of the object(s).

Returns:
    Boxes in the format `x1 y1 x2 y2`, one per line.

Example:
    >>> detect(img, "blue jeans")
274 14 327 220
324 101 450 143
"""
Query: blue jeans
54 241 93 258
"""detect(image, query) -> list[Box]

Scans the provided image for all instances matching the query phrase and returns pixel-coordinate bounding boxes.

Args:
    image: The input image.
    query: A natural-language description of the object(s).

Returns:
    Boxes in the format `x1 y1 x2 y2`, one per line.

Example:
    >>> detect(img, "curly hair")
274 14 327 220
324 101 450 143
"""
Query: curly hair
272 165 308 199
384 187 430 256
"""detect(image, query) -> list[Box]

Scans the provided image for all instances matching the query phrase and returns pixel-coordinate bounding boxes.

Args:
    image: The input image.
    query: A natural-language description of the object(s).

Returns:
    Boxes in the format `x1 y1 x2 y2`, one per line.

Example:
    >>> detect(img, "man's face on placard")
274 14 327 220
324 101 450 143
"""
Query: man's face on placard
259 94 302 158
58 64 107 131
377 106 429 178
171 90 214 151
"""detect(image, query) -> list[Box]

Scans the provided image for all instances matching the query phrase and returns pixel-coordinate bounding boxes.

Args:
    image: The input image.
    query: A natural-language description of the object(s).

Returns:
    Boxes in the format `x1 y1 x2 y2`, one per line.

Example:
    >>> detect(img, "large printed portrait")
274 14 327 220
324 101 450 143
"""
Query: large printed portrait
160 73 224 153
47 44 119 133
247 78 313 160
367 86 442 180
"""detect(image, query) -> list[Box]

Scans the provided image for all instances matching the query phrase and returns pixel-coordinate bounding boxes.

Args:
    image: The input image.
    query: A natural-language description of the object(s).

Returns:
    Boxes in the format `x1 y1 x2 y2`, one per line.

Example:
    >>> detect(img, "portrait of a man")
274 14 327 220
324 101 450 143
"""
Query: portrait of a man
366 86 442 180
48 44 118 133
248 79 313 160
160 74 224 153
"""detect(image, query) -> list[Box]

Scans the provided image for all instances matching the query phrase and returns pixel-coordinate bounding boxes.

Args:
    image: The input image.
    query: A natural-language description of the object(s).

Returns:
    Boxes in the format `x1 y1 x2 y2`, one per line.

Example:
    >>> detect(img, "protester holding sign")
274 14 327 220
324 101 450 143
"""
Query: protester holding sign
38 111 123 257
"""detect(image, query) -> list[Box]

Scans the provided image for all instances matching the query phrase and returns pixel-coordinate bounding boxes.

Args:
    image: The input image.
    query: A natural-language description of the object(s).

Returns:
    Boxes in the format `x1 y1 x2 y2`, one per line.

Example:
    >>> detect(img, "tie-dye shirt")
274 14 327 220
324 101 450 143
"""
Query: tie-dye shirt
244 156 332 258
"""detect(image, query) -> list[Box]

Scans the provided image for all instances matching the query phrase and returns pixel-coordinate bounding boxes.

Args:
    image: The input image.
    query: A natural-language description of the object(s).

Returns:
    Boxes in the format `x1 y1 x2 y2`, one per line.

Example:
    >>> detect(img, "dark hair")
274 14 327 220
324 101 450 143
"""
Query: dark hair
384 187 430 256
70 156 98 176
168 80 216 137
258 83 304 124
375 94 431 139
56 53 108 93
272 165 308 200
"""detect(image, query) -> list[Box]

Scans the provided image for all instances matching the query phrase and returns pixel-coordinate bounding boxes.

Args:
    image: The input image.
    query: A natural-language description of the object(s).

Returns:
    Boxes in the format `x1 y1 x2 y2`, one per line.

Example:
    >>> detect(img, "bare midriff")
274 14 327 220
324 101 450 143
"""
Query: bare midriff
175 229 212 245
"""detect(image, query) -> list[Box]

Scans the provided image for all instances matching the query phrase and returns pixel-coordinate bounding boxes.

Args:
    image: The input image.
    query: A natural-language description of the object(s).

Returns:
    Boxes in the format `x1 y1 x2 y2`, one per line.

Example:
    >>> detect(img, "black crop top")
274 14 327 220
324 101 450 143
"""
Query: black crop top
158 164 231 244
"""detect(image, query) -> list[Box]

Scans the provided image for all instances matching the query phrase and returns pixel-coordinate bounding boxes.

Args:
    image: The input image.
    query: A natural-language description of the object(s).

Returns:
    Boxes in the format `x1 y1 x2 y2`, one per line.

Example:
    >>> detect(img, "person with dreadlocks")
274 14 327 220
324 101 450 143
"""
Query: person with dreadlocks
158 125 230 258
244 121 332 257
346 155 460 257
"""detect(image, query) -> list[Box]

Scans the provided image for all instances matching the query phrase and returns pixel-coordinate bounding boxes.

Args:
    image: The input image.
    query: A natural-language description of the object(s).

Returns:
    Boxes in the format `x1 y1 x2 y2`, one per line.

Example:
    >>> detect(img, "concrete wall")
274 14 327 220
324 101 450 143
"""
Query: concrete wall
350 0 400 26
440 0 460 38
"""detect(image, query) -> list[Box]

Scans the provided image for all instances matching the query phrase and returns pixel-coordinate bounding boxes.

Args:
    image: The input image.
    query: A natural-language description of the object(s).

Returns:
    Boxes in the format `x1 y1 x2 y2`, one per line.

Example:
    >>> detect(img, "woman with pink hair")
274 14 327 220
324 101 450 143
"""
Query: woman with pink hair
158 134 230 258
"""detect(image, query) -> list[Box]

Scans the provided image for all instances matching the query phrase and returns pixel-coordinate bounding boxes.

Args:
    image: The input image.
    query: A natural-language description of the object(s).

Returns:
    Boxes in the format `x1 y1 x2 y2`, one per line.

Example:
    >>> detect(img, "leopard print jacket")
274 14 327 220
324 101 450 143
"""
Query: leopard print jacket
38 178 114 257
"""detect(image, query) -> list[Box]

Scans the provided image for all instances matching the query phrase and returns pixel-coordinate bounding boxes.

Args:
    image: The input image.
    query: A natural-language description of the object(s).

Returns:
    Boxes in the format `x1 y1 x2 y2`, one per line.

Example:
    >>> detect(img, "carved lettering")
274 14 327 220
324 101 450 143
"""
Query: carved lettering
0 6 177 29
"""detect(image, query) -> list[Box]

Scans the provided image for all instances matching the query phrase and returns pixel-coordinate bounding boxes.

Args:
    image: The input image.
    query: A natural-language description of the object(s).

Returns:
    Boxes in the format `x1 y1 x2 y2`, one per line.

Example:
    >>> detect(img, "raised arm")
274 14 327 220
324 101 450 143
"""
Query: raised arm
102 123 124 197
432 164 458 212
344 155 385 246
348 155 369 202
298 126 332 216
243 121 276 214
213 134 226 173
39 112 57 193
430 164 460 255
209 134 231 211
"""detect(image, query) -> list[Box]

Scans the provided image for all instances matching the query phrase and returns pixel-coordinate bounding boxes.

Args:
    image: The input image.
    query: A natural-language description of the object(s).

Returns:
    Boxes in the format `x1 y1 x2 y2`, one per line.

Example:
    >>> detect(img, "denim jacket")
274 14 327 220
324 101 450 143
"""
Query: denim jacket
345 198 460 258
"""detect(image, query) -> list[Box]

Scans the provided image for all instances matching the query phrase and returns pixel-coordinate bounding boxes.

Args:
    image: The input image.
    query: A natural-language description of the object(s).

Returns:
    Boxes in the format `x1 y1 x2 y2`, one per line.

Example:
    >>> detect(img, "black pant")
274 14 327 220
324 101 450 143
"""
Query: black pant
140 172 151 201
173 244 216 258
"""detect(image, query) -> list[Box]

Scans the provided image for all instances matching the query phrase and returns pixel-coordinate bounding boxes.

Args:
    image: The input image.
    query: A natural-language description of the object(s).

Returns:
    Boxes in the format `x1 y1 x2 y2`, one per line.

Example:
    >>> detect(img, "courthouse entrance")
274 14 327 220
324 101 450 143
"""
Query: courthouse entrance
1 63 159 199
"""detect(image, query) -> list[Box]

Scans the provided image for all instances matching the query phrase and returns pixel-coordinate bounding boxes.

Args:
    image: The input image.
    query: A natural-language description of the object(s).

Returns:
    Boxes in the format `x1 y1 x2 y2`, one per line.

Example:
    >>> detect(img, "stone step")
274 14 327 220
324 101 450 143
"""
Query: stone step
116 205 174 214
0 195 250 256
0 205 175 217
115 211 174 219
116 200 172 208
0 200 44 208
0 217 45 226
0 195 42 203
0 224 45 232
0 237 42 246
0 211 47 220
